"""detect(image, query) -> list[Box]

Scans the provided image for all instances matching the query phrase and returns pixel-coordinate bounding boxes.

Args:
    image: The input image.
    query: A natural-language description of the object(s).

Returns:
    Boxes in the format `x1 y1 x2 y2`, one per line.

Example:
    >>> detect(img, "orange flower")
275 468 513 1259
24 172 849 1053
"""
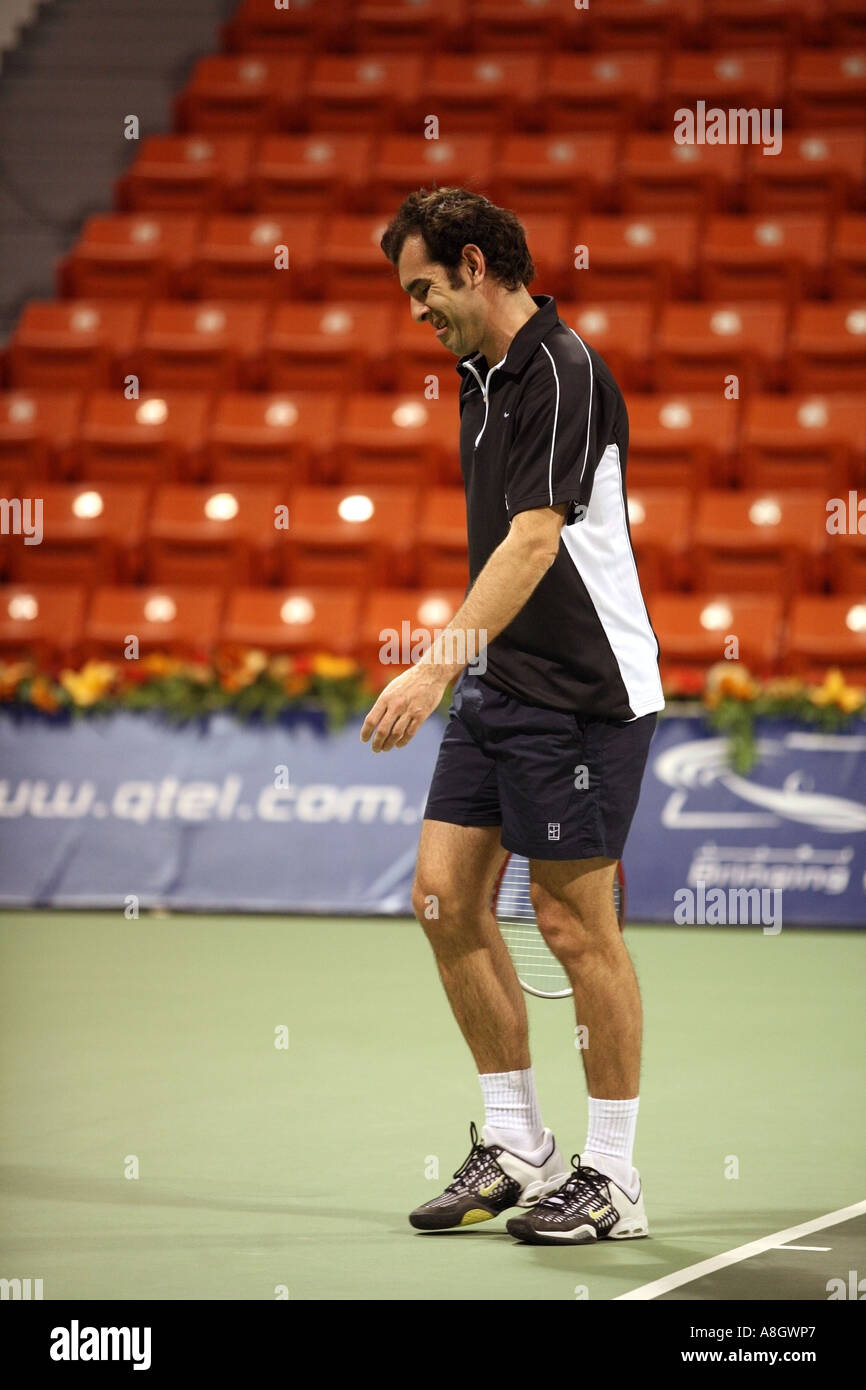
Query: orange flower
311 653 358 681
140 653 182 679
705 661 758 703
0 661 33 698
29 675 61 713
809 668 864 715
283 672 311 697
60 660 117 707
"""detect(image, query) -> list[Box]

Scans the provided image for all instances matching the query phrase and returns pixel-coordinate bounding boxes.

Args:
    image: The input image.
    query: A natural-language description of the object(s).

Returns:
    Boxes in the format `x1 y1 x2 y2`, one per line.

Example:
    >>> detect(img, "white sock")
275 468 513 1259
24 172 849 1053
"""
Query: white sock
478 1067 545 1156
583 1096 640 1199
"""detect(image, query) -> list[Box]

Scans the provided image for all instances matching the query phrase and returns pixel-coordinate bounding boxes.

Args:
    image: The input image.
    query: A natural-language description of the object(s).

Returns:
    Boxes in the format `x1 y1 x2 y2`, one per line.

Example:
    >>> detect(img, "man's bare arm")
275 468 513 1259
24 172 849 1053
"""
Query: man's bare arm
360 503 568 751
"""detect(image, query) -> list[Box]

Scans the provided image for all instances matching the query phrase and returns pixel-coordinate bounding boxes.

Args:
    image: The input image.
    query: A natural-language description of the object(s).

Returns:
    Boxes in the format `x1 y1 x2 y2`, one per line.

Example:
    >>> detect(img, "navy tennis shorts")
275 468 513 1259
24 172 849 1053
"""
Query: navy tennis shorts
424 672 658 861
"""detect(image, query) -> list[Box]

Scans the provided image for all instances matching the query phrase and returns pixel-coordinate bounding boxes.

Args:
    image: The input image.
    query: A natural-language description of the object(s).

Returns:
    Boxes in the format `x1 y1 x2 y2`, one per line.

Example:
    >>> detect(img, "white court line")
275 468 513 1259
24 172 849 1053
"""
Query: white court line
616 1200 866 1300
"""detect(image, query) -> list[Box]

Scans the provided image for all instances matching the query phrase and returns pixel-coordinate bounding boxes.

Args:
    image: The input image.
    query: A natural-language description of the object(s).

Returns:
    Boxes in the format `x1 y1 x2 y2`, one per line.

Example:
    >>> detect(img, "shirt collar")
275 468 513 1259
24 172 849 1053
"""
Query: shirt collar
456 295 558 380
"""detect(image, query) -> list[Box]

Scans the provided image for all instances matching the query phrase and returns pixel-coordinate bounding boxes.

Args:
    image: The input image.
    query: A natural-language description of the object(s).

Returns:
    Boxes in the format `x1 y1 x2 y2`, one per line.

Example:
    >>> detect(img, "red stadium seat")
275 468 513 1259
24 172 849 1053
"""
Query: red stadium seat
704 0 824 50
620 135 743 215
264 302 395 393
790 49 866 127
251 134 377 215
223 0 348 53
744 132 866 217
417 489 469 590
193 215 324 299
4 300 143 391
0 583 87 661
492 134 618 216
573 215 699 304
588 0 702 50
789 302 866 392
740 393 866 493
545 53 662 133
422 54 543 133
176 56 307 134
5 482 147 587
356 0 467 51
116 135 255 215
701 214 829 301
624 487 693 594
222 586 361 656
786 595 866 679
146 484 283 588
282 485 419 589
76 392 212 487
336 392 460 488
136 301 268 392
827 0 866 45
206 391 340 486
827 515 866 593
84 585 223 660
469 0 583 51
320 214 396 301
627 395 739 489
307 54 423 134
692 489 828 597
665 50 786 119
371 135 496 213
359 587 468 686
58 214 200 299
655 301 788 394
830 217 866 299
650 592 784 677
0 391 83 484
558 302 655 392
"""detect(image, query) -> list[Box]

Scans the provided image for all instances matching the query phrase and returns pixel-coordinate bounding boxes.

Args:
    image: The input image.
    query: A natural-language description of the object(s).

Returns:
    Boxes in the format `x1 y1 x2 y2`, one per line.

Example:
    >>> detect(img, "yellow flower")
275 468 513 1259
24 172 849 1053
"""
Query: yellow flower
60 661 117 707
809 669 864 714
311 653 358 681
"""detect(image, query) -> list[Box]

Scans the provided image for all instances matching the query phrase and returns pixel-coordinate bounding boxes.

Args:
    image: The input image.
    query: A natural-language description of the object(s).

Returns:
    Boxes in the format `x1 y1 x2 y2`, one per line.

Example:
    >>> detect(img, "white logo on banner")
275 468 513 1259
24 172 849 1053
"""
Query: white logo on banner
653 736 866 833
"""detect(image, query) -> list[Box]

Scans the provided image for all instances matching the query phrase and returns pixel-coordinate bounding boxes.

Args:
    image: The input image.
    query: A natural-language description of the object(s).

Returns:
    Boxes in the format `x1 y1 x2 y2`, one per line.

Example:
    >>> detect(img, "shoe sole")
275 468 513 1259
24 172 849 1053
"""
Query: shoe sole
506 1216 649 1244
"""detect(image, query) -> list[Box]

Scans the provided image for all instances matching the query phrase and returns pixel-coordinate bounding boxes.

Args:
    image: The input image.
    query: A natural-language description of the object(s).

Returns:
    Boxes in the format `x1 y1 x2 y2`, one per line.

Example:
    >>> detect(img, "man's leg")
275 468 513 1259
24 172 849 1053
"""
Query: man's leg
408 819 568 1229
529 856 641 1100
411 818 526 1074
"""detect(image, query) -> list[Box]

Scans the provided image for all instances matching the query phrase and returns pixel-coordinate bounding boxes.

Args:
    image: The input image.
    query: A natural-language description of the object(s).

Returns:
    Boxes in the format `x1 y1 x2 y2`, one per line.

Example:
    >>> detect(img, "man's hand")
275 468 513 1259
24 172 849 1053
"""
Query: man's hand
360 663 449 752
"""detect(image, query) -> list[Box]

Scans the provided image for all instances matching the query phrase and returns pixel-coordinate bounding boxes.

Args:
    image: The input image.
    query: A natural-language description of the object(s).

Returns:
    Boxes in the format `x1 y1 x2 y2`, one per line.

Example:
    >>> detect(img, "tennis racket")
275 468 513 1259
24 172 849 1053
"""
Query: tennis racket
492 855 626 1000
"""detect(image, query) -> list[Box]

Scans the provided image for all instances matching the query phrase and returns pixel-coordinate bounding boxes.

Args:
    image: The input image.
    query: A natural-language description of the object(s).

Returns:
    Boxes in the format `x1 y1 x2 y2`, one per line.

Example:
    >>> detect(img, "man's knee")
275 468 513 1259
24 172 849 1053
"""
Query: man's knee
412 868 487 940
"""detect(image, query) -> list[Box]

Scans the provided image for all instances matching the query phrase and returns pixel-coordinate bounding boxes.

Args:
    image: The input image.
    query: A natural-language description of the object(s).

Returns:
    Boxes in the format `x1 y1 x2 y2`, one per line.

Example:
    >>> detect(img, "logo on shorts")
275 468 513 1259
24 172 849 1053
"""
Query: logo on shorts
548 823 560 841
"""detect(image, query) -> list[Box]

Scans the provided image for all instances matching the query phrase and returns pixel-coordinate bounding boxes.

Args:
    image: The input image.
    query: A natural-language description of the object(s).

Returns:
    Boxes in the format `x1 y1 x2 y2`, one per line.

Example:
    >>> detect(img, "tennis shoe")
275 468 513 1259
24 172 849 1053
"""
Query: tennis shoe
506 1154 648 1244
409 1121 568 1231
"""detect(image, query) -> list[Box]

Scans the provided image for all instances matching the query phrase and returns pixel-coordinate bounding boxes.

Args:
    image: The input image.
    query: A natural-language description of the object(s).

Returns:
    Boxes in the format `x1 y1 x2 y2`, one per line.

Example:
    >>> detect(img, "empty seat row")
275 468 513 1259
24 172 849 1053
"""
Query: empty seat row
52 211 866 304
222 0 866 58
176 49 866 135
7 297 866 397
2 582 864 683
1 481 863 595
1 389 864 491
116 129 866 219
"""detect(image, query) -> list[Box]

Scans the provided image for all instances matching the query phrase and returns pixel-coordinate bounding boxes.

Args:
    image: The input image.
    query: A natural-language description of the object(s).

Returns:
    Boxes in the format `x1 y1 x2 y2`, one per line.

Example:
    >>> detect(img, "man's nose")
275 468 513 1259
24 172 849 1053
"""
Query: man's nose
410 298 427 324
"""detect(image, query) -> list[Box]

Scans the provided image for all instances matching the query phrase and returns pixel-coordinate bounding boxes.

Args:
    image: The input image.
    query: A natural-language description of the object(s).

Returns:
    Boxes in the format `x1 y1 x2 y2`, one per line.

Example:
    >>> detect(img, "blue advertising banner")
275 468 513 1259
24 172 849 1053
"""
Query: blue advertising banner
1 712 864 925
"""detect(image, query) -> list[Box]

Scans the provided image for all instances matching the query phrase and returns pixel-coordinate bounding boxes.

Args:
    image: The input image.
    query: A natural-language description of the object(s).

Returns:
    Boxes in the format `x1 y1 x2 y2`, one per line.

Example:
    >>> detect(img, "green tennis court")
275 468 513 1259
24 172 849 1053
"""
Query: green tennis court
1 912 863 1302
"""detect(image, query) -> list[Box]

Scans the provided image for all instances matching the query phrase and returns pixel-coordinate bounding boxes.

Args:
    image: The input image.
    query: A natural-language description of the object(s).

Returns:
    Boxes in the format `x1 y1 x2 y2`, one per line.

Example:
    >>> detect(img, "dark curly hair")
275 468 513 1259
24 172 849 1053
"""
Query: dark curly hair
380 187 535 291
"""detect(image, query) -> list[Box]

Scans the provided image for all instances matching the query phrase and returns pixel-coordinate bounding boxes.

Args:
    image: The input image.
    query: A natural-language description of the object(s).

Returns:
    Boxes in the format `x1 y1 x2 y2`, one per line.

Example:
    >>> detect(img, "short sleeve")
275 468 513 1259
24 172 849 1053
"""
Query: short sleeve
504 342 603 526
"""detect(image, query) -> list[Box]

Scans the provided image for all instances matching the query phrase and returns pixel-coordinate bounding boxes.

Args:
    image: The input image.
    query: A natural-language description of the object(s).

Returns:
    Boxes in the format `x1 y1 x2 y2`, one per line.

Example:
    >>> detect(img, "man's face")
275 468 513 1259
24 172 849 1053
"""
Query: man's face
396 233 484 358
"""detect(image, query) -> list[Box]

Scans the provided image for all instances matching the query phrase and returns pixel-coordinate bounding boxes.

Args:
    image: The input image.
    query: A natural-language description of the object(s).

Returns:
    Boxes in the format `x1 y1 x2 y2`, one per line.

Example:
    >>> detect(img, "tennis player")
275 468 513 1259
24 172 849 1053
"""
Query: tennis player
361 188 664 1245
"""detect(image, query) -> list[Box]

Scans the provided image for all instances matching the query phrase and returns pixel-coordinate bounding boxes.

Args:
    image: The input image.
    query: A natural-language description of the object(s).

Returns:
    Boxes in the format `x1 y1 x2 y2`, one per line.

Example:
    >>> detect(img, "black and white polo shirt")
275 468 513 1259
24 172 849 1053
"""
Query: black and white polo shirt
455 293 664 722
